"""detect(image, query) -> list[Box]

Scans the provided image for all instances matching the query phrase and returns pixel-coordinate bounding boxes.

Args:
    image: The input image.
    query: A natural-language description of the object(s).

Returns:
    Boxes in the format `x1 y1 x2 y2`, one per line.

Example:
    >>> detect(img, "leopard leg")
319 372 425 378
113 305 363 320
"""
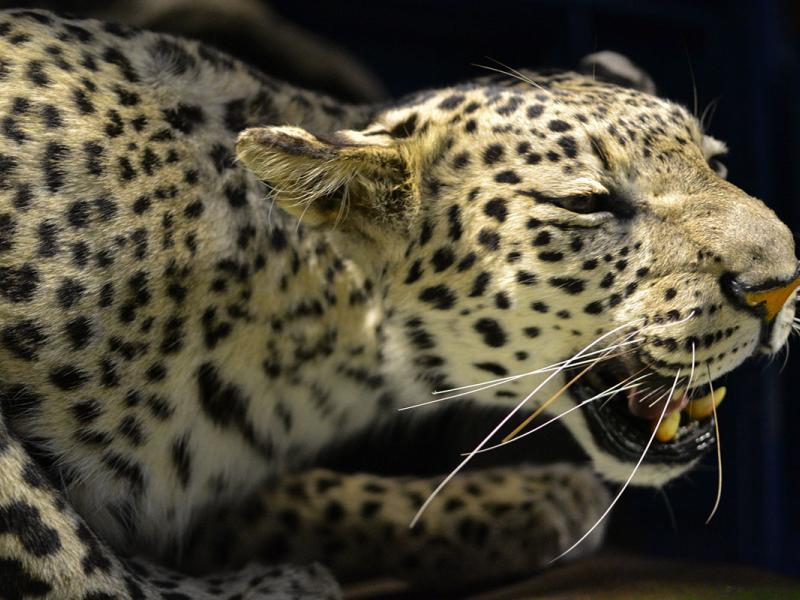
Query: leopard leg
183 464 610 589
0 416 340 600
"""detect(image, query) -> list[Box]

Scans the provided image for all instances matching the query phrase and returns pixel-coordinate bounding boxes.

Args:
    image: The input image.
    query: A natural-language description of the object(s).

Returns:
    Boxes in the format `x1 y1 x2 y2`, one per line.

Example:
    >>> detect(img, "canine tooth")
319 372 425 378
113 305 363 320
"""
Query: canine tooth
654 410 680 443
687 386 726 421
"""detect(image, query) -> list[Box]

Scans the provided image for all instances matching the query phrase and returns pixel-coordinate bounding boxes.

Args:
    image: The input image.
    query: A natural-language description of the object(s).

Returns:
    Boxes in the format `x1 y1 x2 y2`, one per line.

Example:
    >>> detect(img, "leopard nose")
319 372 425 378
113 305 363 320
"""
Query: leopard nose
722 263 800 322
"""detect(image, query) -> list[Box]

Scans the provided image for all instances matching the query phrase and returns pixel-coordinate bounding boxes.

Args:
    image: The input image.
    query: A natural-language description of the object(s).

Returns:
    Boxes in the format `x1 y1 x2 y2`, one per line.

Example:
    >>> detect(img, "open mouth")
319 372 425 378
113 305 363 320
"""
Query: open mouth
576 356 724 464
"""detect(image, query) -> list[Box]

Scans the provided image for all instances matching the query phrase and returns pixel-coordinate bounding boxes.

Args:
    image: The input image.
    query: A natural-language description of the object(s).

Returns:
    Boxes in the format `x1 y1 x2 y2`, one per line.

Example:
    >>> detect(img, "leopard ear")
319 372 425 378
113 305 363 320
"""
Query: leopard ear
236 126 412 230
579 51 657 95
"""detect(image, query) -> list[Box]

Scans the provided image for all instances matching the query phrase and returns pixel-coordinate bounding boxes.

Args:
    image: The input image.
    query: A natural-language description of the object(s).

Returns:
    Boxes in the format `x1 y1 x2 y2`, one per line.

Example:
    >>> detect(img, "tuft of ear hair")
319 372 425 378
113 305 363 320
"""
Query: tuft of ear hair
236 126 411 229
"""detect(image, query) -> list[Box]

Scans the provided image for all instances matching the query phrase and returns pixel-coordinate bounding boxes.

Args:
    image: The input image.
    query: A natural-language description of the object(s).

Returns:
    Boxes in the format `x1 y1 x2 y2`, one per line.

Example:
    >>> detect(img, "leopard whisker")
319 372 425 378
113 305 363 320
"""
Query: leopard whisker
644 342 695 410
439 346 637 400
409 318 646 528
473 59 547 94
470 374 653 455
400 347 638 411
705 363 724 524
700 96 721 132
647 377 689 408
625 384 665 409
780 340 791 371
686 342 697 396
642 309 697 332
430 336 642 396
647 390 672 409
501 352 647 445
548 368 681 564
414 337 643 409
419 311 696 411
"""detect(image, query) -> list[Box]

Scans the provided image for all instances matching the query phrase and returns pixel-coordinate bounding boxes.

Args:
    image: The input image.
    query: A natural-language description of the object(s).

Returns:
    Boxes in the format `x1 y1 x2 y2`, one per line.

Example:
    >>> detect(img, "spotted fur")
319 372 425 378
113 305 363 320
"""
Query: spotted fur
0 8 796 598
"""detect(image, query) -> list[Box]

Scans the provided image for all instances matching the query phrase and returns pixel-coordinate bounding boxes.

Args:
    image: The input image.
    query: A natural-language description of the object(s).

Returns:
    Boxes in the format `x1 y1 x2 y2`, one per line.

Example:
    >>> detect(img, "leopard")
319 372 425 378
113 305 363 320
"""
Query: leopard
0 8 797 600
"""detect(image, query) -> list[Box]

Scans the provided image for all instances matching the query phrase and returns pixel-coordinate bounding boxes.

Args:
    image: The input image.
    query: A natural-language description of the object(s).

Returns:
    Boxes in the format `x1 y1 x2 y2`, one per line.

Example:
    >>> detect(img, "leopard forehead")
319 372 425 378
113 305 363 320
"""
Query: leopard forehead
373 74 716 186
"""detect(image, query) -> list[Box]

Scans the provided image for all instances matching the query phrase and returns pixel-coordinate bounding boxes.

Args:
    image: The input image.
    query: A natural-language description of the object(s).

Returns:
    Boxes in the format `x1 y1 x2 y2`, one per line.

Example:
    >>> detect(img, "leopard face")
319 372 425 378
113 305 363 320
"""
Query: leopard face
238 70 797 486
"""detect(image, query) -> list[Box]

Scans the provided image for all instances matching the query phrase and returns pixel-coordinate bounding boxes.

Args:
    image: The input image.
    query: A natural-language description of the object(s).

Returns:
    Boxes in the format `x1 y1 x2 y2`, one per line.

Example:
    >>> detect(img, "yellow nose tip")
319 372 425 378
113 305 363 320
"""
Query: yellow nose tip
743 274 800 321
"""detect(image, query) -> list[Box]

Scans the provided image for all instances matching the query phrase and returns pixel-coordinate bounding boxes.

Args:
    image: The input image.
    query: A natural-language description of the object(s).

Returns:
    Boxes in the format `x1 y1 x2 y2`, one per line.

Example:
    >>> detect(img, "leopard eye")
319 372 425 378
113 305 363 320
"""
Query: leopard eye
550 192 635 219
552 194 601 214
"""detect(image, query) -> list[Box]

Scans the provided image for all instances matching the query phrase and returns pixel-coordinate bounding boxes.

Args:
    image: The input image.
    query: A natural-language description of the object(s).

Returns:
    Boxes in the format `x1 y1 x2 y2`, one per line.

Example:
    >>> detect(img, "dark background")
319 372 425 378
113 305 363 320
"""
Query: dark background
262 0 800 578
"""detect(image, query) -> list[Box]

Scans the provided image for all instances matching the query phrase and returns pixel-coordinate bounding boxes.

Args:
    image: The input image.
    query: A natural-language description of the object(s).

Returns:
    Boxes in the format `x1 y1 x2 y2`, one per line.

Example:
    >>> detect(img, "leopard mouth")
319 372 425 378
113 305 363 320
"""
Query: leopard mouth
575 357 724 464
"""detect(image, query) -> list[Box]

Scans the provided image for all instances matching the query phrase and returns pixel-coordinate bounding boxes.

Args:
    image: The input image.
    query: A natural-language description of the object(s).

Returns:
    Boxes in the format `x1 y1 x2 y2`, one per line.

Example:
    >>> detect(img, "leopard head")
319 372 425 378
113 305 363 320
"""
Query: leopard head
237 54 797 486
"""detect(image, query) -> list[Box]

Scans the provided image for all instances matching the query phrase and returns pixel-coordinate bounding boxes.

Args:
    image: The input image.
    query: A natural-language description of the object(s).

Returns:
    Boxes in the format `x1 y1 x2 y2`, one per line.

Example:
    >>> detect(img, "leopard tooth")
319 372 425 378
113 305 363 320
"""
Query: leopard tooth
687 386 726 421
654 409 680 443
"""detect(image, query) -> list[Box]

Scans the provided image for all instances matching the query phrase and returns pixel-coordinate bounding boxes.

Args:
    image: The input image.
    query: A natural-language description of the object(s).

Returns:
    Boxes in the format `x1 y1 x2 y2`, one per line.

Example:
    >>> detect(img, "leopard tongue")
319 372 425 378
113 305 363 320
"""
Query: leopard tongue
624 385 727 443
625 385 686 443
627 386 688 420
